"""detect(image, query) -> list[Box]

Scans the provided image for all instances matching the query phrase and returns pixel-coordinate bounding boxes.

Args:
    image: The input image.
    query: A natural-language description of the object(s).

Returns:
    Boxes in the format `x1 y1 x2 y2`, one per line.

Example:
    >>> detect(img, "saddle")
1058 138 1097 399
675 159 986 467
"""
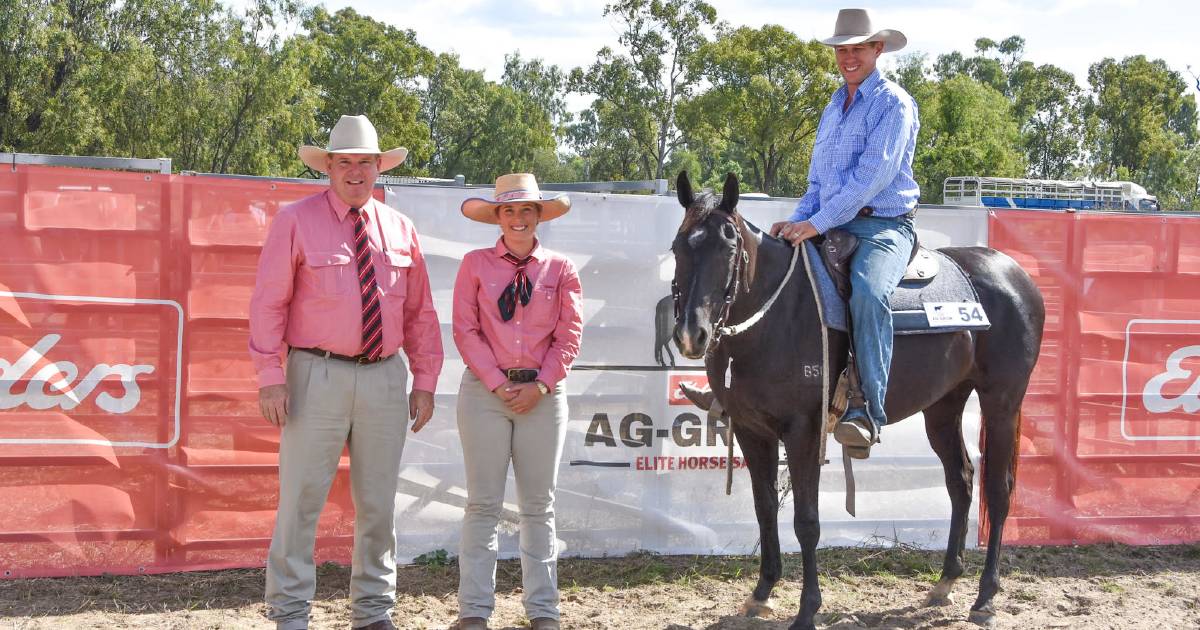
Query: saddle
815 228 989 335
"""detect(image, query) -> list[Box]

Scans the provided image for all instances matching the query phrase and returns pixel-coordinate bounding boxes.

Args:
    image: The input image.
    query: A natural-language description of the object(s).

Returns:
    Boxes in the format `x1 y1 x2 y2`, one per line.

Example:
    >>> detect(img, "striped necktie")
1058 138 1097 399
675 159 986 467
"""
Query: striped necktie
350 207 384 361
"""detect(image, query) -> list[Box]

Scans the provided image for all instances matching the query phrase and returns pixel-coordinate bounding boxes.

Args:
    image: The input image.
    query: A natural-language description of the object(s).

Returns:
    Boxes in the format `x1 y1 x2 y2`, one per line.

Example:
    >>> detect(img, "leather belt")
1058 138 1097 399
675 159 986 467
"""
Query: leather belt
505 368 539 383
293 347 389 365
858 206 917 219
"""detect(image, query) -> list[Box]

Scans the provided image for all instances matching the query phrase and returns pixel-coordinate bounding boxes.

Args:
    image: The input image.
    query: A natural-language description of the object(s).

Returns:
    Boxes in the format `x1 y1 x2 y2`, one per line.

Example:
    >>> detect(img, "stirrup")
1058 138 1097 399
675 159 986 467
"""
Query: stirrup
834 412 879 459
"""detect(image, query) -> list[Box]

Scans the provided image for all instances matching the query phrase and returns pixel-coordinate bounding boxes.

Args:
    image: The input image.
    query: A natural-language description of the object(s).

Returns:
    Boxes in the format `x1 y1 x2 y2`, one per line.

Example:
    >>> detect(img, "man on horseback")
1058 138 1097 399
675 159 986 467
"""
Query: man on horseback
770 8 919 458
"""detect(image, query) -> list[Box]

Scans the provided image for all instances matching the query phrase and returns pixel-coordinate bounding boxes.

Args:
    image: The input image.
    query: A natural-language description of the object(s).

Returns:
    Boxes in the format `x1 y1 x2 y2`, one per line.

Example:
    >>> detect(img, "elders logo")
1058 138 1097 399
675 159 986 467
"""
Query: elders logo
1121 319 1200 442
1143 345 1200 414
668 373 709 405
0 333 154 413
0 291 183 448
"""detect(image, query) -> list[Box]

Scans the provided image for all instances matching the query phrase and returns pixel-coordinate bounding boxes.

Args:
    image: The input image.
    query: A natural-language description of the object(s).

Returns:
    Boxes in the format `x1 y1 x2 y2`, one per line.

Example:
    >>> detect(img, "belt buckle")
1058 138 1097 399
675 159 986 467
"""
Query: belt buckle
356 355 372 365
506 368 534 383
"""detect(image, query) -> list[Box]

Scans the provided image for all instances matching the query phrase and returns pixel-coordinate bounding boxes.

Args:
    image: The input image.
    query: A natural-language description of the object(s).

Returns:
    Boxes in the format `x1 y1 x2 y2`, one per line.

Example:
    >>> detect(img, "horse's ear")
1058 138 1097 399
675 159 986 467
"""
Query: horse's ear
676 171 694 209
721 172 739 214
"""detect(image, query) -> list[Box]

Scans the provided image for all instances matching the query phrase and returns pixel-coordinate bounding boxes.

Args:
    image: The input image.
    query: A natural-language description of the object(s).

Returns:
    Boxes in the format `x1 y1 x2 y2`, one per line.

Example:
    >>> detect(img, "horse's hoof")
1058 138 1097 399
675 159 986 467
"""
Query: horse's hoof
924 580 956 607
925 592 955 607
739 596 774 617
968 608 996 627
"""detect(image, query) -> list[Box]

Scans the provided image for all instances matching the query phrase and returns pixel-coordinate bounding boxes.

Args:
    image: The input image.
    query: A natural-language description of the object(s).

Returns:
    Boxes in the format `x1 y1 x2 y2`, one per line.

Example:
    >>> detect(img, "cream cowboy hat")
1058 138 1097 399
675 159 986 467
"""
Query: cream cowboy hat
298 115 409 173
460 173 571 224
821 8 907 53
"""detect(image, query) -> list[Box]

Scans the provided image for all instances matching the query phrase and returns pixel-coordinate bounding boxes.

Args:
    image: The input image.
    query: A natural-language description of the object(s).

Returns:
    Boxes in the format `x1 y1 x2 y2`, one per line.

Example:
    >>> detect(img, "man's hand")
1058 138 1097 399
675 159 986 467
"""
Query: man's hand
503 382 543 415
259 384 289 427
769 220 819 245
409 389 434 432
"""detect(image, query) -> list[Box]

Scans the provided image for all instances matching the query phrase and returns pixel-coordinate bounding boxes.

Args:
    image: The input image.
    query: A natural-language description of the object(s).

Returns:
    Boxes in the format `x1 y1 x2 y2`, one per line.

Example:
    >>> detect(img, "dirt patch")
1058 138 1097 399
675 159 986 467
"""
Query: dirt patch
1 543 1198 629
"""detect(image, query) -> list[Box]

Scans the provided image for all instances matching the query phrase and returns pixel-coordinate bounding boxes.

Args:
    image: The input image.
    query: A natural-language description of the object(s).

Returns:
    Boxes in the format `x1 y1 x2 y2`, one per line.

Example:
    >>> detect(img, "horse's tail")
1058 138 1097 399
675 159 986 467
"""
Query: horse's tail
978 409 1023 540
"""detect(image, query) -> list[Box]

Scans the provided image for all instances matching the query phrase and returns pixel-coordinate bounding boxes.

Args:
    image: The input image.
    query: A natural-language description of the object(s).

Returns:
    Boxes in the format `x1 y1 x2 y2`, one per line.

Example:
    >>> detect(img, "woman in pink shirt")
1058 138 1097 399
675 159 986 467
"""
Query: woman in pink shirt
452 173 583 630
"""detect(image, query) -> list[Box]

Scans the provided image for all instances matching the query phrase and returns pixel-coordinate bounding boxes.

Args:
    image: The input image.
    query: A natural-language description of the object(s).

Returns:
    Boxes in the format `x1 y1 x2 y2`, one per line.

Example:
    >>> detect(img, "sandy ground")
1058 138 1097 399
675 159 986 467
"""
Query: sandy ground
1 544 1198 629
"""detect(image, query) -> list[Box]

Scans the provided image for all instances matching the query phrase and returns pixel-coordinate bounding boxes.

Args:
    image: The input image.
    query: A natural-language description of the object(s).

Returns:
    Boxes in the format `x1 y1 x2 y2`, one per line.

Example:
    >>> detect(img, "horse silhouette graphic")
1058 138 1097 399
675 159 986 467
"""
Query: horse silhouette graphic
653 294 676 367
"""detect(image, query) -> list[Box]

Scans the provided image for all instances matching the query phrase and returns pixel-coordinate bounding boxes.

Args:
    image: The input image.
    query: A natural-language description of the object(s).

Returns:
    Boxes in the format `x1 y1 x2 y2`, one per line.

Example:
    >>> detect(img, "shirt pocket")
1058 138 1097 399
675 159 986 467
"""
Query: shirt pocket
380 250 411 299
303 251 353 296
840 129 867 164
530 282 560 326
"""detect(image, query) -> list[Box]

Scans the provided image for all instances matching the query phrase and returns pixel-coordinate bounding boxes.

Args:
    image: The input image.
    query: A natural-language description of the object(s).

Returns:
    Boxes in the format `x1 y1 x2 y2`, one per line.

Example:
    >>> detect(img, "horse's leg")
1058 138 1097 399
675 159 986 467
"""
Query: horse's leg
782 423 823 630
970 387 1024 625
921 382 976 607
737 430 781 617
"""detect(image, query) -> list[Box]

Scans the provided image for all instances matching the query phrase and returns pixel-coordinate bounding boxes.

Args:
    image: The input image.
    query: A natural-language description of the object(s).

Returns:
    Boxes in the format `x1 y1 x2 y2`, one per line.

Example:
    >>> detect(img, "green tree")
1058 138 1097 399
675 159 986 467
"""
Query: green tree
0 0 52 151
1010 62 1084 179
681 24 837 195
304 6 433 175
421 53 556 183
911 75 1025 203
570 0 716 180
1085 55 1199 208
502 52 572 139
933 36 1024 96
566 104 645 181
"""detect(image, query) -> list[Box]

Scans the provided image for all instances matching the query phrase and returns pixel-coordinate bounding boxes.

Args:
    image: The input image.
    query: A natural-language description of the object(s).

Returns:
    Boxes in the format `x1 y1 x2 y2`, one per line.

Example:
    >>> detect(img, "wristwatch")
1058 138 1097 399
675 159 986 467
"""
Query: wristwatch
536 381 550 395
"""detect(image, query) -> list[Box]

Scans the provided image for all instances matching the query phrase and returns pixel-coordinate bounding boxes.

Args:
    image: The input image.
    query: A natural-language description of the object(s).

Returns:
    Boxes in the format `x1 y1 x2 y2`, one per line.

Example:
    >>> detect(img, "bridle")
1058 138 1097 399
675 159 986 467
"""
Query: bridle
673 214 800 353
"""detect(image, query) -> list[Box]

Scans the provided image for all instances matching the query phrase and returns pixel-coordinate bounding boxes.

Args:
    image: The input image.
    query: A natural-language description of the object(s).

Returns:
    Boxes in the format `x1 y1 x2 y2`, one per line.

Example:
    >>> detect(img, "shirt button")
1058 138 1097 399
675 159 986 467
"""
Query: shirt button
516 320 521 325
516 339 521 344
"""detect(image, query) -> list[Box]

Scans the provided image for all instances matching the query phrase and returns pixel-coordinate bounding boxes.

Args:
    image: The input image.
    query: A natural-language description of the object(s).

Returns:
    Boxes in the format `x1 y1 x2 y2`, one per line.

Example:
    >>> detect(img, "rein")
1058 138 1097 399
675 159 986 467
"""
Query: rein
705 217 801 348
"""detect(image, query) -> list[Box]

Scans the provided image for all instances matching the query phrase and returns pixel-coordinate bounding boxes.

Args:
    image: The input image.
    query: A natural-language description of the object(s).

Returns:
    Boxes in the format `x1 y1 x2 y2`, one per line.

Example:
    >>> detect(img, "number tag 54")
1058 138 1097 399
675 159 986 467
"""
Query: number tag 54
923 302 991 327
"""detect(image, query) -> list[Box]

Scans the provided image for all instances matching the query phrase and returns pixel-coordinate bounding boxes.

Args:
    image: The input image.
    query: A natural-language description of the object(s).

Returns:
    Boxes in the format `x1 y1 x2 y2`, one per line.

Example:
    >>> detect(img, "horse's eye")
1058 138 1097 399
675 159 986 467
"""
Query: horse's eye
721 223 737 240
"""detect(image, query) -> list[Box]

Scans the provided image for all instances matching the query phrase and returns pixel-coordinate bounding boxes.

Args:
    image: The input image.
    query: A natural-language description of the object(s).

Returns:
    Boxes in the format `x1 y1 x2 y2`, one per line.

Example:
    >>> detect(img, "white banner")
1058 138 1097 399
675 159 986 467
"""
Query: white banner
385 186 991 559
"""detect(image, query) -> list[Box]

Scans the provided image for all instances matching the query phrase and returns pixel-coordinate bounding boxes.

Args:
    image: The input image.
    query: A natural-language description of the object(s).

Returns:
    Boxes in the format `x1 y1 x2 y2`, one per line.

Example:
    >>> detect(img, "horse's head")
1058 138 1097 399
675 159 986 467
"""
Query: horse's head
671 171 752 359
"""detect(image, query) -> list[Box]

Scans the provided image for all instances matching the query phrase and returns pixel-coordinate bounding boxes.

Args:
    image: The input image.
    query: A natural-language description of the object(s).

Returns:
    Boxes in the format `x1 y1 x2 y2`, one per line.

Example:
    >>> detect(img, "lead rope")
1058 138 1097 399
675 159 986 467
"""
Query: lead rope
716 244 799 338
798 242 854 516
718 239 800 494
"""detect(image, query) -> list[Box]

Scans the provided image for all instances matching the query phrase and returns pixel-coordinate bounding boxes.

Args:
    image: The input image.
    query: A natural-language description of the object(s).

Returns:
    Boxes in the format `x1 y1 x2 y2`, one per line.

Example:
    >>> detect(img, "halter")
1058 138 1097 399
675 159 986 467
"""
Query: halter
673 214 800 354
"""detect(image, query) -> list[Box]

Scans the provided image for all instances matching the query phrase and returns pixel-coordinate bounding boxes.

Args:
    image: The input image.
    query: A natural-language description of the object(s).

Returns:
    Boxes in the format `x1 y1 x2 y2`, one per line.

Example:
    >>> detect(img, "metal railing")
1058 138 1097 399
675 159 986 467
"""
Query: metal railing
2 152 171 174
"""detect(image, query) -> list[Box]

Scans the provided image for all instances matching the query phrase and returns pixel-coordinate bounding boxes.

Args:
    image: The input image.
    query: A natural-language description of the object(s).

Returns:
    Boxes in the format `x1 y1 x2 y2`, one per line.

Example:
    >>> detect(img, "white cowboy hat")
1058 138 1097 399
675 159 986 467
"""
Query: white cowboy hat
821 8 907 53
298 115 409 173
460 173 571 224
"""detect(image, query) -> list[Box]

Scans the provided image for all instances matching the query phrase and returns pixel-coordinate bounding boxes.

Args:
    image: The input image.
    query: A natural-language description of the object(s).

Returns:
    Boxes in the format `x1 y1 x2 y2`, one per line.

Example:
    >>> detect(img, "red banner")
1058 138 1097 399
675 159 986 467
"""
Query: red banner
0 167 387 577
989 210 1200 545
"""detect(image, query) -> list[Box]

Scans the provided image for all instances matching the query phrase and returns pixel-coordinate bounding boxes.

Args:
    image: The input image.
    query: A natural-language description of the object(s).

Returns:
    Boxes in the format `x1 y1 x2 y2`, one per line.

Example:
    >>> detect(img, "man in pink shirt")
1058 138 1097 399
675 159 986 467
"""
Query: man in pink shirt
249 115 443 630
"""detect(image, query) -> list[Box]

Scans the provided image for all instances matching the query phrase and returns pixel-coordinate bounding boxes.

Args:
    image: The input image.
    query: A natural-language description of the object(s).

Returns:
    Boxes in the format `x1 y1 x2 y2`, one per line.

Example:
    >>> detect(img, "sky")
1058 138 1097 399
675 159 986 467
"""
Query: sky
286 0 1200 109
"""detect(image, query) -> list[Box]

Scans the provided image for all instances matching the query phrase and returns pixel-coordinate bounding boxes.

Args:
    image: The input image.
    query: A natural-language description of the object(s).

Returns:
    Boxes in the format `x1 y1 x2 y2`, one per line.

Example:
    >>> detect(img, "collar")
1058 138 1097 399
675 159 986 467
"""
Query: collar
835 68 883 107
493 237 545 262
857 68 883 97
326 190 374 222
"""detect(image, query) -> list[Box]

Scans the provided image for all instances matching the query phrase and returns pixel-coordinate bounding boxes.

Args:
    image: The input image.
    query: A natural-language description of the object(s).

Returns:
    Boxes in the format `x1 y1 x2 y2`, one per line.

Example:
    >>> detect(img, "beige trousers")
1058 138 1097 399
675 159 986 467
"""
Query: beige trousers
265 349 409 630
456 369 568 621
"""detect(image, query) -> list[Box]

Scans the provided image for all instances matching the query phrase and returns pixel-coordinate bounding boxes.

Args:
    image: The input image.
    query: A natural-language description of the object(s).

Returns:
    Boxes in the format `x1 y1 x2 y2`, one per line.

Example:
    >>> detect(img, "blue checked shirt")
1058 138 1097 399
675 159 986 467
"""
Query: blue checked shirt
789 69 920 234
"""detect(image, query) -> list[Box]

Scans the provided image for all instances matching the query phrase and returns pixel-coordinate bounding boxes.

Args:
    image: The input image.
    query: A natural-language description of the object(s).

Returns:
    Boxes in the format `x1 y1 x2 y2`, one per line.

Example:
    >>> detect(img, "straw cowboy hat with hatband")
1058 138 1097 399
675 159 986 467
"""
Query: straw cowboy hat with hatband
821 8 907 53
460 173 571 224
298 114 409 173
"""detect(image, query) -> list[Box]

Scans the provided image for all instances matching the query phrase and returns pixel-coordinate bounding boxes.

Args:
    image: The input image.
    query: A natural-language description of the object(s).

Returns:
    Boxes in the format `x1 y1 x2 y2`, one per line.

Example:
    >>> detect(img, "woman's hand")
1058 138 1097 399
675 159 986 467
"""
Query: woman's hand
492 380 520 404
502 382 543 414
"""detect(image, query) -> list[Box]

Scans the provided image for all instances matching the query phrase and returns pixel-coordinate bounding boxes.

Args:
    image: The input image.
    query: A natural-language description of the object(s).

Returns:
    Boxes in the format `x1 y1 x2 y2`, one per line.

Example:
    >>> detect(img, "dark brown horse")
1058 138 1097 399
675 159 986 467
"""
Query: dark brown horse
671 172 1045 629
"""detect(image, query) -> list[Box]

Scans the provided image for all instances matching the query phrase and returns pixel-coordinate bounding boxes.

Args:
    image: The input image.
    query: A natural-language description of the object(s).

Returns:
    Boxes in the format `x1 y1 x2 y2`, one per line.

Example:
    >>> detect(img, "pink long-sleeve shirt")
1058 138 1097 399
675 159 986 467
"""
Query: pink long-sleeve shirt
248 190 443 391
452 238 583 392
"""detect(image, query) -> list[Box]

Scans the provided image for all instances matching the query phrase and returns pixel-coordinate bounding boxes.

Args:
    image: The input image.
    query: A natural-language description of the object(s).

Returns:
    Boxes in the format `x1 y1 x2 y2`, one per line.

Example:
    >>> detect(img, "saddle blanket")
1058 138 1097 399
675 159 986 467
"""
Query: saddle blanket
804 241 991 335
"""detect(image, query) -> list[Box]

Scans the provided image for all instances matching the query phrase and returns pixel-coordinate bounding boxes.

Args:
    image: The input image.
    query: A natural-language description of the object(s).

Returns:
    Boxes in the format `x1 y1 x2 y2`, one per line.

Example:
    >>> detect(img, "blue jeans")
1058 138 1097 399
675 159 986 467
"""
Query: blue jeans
839 215 916 430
